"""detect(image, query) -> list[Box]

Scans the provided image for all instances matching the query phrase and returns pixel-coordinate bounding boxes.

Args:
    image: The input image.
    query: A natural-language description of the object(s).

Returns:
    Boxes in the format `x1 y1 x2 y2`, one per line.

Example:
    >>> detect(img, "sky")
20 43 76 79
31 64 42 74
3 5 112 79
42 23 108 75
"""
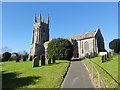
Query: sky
2 2 118 53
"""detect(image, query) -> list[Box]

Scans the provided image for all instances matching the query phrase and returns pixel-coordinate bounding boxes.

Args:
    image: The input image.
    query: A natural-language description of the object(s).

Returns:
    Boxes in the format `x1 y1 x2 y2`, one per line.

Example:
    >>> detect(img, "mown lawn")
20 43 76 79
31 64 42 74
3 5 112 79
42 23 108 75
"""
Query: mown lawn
1 60 70 89
82 54 119 88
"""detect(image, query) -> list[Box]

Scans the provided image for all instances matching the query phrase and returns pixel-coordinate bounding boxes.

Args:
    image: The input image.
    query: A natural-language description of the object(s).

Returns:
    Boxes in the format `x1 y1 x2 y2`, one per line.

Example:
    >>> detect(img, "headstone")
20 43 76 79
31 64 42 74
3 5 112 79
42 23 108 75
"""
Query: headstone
33 56 39 67
107 52 109 58
52 58 55 63
105 54 107 61
16 59 19 62
29 56 32 61
109 52 111 58
102 55 105 63
91 52 94 58
111 51 113 57
52 55 56 63
48 58 51 64
85 53 89 58
23 56 26 61
88 55 91 59
16 56 20 62
41 55 45 65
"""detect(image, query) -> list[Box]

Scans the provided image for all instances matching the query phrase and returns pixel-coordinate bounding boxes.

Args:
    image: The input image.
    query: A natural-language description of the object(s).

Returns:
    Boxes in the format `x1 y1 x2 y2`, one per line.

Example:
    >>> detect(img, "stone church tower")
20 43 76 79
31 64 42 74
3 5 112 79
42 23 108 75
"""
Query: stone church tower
29 14 49 59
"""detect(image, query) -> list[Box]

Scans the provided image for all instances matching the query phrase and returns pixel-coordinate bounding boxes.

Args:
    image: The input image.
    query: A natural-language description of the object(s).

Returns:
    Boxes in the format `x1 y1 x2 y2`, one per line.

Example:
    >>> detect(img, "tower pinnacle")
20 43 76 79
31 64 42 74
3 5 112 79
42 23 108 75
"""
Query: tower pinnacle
34 14 37 23
46 16 49 24
38 13 42 23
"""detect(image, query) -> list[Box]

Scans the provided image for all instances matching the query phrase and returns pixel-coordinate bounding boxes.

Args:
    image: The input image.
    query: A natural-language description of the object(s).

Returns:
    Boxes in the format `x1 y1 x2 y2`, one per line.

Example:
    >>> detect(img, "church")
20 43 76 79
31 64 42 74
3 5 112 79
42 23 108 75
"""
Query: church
29 14 106 59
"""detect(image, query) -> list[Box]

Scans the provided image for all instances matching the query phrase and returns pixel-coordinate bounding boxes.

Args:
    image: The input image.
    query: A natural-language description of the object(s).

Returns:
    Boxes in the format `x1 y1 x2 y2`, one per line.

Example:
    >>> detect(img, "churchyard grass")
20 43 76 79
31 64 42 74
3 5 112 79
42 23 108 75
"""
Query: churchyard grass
1 59 69 88
82 54 119 88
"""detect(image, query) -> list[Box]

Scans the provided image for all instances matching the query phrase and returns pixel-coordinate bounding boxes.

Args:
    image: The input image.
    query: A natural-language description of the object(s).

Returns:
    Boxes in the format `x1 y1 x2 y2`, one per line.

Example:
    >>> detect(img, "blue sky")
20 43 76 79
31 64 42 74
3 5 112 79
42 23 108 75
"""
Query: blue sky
2 2 118 52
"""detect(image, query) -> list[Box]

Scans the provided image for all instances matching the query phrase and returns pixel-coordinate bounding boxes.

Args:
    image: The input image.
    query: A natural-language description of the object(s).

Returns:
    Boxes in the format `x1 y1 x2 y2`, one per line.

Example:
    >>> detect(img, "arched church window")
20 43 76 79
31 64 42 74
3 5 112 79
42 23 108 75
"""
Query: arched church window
84 41 89 53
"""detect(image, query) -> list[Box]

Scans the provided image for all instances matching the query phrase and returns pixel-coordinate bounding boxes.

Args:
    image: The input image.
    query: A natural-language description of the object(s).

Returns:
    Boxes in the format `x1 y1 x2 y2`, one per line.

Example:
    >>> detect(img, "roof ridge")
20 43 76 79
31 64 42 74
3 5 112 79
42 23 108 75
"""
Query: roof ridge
67 29 97 39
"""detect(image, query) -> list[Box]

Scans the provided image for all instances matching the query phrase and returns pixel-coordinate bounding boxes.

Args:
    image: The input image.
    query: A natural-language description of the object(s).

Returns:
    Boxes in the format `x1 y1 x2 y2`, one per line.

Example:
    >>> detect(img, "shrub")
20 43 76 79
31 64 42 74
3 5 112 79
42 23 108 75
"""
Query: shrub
2 52 11 61
47 38 73 60
11 52 19 61
109 39 120 53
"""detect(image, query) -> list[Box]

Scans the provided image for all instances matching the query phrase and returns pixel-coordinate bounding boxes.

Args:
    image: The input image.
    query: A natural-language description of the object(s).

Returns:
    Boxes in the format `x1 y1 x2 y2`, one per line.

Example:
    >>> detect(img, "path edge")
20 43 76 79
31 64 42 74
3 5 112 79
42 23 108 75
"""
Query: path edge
83 63 96 88
59 61 71 88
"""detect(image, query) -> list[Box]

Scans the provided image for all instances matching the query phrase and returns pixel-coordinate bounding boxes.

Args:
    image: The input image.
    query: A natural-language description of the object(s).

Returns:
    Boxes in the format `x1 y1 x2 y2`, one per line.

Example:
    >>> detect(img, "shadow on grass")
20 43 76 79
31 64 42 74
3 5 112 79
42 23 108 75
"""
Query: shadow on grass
2 71 40 89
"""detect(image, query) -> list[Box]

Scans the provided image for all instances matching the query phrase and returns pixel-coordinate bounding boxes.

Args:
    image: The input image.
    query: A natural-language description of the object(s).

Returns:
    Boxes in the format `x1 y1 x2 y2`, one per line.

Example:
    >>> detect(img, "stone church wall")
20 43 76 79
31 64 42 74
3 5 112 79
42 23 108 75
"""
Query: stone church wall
77 38 95 57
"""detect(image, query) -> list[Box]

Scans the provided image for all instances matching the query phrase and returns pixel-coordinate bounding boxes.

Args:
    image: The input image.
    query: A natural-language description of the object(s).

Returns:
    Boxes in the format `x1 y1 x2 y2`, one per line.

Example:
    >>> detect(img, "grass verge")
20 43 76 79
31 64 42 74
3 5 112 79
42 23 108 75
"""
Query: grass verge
82 54 119 89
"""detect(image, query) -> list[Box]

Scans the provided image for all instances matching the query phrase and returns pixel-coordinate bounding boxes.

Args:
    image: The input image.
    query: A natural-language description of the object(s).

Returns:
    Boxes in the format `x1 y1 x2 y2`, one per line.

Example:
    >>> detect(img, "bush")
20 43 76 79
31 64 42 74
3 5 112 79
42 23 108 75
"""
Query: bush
11 52 19 61
47 38 73 60
2 52 11 61
109 39 120 53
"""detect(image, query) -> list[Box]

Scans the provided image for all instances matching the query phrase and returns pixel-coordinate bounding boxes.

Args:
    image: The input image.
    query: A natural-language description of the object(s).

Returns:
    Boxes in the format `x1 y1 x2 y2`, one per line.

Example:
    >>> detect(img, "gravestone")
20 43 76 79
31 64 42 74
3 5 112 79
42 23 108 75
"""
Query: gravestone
102 55 105 63
85 53 89 58
16 58 19 62
88 55 91 59
90 52 94 58
29 56 32 61
109 52 111 58
41 55 45 65
107 52 112 58
48 58 51 64
23 56 26 61
107 52 109 58
16 56 20 62
33 56 39 67
111 51 113 57
51 55 56 63
105 54 107 61
52 58 55 63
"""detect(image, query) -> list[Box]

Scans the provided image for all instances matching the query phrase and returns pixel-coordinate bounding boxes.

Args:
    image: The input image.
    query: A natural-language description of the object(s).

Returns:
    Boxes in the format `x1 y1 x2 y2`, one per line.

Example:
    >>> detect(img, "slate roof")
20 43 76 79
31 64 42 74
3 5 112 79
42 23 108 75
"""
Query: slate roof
66 29 98 40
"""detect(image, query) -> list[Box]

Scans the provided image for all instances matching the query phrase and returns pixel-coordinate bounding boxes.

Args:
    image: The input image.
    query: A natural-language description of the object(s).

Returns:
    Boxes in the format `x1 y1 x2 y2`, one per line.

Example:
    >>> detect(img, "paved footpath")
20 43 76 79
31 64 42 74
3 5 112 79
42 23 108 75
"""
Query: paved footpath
60 61 95 88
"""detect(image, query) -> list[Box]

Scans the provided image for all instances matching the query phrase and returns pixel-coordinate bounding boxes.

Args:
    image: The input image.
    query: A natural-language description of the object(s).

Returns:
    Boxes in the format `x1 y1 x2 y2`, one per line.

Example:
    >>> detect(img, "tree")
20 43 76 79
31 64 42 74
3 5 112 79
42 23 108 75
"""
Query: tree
47 38 73 60
1 46 12 54
17 50 28 60
10 52 19 61
109 39 120 53
2 52 11 61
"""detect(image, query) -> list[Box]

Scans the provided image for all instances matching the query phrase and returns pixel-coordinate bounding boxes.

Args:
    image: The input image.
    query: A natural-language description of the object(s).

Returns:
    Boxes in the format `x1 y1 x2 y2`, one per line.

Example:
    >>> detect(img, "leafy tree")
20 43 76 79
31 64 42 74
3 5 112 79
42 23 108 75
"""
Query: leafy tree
10 52 19 60
109 39 120 53
17 50 28 60
2 52 11 61
47 38 73 60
